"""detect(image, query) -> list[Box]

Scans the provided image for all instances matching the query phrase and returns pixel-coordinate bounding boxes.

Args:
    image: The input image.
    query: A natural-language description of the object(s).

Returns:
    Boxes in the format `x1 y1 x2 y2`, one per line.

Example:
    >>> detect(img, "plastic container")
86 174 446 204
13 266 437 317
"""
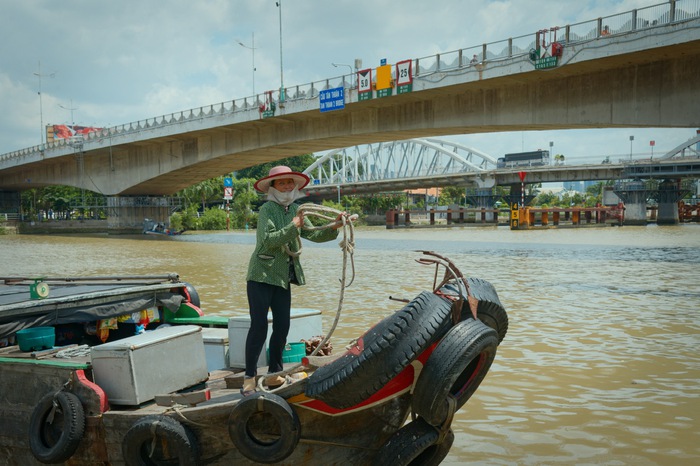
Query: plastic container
16 327 55 352
282 342 306 363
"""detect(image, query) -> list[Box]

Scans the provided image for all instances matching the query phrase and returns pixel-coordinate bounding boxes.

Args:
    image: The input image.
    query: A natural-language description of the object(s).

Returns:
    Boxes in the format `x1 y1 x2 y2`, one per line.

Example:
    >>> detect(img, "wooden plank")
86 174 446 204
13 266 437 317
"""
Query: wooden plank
154 389 211 407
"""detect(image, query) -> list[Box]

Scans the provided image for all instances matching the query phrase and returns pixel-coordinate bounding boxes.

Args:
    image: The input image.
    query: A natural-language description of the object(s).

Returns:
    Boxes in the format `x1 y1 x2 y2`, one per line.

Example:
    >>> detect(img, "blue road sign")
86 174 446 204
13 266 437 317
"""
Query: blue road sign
319 87 345 112
224 177 233 187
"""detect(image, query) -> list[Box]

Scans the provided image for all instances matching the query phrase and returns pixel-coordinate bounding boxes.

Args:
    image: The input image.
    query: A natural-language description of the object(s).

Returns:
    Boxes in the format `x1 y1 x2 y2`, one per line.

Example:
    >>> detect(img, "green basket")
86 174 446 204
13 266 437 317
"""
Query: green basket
282 342 306 363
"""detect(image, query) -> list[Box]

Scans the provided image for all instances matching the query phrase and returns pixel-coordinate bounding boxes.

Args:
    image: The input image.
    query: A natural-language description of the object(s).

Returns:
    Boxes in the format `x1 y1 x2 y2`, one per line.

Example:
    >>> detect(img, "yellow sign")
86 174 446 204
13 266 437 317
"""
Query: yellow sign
376 64 392 90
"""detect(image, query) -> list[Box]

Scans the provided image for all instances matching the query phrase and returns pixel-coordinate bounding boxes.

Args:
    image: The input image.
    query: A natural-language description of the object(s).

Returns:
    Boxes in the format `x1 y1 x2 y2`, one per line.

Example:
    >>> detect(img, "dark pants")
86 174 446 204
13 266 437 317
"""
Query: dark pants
245 280 291 378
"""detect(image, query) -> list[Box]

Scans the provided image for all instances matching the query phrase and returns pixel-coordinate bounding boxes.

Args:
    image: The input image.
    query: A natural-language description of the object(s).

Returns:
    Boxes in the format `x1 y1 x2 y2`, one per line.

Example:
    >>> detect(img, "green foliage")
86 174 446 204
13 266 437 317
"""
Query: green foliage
199 207 228 230
438 186 465 206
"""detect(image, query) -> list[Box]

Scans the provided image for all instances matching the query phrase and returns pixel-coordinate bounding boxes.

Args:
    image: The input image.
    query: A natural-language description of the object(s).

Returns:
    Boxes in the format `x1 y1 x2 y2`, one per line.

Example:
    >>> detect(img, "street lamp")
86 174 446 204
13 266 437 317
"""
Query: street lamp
276 1 285 103
332 63 354 87
236 33 257 96
33 61 56 147
332 63 353 75
59 99 78 126
629 135 634 160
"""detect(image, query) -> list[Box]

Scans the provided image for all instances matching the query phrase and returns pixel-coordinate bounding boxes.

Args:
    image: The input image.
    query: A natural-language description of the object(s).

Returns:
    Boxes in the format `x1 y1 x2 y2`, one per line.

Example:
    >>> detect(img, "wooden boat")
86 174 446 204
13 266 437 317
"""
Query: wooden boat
142 219 185 236
0 252 508 465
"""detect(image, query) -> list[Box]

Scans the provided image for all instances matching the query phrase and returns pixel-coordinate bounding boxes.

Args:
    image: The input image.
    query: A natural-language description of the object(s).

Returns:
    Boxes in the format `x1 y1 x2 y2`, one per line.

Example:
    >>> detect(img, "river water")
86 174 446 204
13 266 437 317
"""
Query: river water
1 224 698 465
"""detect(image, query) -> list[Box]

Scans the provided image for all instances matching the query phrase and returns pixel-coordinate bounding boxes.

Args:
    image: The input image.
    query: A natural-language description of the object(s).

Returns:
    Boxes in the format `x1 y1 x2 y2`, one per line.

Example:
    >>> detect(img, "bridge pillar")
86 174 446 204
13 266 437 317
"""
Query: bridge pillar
0 190 21 222
656 179 683 225
613 180 648 225
107 196 180 230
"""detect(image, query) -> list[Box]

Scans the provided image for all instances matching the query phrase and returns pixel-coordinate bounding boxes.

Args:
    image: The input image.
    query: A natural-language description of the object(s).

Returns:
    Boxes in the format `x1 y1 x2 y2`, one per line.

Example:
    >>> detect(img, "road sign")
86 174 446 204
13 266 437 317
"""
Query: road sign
358 69 373 101
396 60 413 94
224 186 233 200
224 177 233 187
319 87 345 112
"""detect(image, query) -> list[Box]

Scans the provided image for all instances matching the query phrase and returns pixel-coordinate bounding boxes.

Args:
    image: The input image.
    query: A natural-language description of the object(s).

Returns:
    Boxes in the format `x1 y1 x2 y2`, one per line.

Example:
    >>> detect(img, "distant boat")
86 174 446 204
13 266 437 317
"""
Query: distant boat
143 218 185 236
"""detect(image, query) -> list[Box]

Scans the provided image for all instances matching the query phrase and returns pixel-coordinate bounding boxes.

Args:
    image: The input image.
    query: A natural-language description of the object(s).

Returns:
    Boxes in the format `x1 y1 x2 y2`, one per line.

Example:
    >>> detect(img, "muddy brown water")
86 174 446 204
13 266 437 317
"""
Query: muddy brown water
1 224 698 465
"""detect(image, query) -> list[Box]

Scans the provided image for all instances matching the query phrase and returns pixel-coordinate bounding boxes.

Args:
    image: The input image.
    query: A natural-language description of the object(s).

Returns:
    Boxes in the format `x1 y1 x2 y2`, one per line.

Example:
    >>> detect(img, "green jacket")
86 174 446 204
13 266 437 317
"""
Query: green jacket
246 201 339 289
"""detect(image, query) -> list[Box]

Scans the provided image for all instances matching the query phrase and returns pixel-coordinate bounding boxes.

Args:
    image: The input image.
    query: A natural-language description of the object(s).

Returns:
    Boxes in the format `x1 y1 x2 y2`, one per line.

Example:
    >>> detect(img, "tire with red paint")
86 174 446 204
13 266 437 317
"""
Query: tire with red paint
228 392 301 464
183 282 201 308
413 319 498 426
29 391 85 464
122 415 199 466
372 417 454 466
305 291 453 409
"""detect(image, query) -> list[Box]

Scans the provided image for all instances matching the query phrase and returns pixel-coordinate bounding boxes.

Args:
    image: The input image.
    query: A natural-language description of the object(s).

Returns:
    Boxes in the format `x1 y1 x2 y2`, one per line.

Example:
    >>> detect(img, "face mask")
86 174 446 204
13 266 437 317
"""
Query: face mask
267 186 301 207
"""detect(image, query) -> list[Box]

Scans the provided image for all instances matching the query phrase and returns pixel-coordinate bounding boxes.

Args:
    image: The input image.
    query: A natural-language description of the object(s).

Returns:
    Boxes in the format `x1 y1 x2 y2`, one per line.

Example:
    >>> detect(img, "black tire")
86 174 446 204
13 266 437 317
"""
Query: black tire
305 291 453 409
228 392 301 464
122 415 199 466
29 391 85 464
413 319 498 426
183 282 201 308
441 277 508 344
372 417 454 466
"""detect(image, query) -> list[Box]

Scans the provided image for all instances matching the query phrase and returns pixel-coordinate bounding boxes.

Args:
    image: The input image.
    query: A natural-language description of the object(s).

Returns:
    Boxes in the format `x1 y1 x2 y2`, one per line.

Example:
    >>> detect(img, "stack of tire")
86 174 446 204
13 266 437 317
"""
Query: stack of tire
304 278 509 465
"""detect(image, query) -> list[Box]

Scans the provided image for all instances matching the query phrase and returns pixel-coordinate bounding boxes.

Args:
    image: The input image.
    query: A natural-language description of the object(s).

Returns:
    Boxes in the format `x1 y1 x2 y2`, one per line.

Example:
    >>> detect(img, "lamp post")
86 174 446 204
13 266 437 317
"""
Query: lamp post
33 61 55 147
236 33 256 96
332 63 353 75
629 135 634 160
276 0 285 103
59 99 78 126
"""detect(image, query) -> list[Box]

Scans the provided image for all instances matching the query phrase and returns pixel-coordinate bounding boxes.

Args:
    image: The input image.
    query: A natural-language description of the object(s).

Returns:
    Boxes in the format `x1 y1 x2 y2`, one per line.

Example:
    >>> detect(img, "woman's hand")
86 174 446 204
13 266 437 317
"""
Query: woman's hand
332 211 357 230
293 212 304 228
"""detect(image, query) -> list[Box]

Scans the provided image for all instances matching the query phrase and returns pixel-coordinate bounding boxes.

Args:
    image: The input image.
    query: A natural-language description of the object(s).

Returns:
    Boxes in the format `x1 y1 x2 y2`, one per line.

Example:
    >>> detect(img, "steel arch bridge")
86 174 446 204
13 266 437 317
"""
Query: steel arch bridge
303 138 498 187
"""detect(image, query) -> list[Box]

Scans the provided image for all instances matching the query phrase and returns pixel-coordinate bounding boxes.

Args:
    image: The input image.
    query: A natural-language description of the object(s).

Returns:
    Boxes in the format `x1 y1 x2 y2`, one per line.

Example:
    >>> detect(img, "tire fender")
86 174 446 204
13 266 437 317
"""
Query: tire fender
305 291 453 409
29 391 85 464
372 417 454 466
183 282 201 308
413 319 499 426
228 392 301 464
122 415 199 466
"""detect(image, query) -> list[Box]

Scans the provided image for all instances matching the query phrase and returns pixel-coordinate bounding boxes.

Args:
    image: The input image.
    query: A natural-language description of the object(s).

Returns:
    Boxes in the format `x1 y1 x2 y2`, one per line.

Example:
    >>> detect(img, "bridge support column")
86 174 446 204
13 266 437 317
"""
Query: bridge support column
656 179 683 225
613 180 648 226
469 177 498 222
0 190 21 222
107 196 180 230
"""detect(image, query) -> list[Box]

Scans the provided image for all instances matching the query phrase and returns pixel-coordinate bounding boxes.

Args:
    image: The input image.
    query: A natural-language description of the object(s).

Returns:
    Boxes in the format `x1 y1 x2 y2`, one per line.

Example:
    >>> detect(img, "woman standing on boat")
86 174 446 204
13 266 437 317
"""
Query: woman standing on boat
243 166 343 396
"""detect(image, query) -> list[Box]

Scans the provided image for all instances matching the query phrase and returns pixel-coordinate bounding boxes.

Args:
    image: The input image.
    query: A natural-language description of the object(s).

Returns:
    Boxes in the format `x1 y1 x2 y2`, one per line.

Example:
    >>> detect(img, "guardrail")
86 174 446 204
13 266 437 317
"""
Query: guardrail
1 0 698 164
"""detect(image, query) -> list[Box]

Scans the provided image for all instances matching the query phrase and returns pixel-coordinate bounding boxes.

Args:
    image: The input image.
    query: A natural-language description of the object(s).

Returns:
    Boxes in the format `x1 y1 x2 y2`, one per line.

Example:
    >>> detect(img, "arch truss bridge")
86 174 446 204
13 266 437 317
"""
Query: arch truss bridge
303 139 497 188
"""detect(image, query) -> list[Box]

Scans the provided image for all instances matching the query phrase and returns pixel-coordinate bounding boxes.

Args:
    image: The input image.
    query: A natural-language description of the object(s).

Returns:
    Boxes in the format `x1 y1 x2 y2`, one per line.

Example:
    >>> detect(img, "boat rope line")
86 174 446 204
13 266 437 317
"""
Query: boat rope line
259 204 357 390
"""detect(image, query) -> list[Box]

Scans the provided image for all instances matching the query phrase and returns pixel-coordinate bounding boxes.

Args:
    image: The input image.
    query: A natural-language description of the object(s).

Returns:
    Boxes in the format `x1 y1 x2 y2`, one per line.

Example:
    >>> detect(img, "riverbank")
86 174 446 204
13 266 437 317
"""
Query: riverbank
16 220 141 235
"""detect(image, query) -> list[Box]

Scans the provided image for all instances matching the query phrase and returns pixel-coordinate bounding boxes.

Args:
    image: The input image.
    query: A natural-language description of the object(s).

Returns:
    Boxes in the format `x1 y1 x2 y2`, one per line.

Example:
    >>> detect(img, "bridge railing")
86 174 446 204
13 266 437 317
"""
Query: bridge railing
2 0 699 165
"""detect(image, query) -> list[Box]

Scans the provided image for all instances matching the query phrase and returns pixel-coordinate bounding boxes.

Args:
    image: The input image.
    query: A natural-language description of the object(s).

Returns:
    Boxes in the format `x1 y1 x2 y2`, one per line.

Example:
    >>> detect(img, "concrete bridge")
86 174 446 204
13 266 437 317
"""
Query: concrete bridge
1 1 699 226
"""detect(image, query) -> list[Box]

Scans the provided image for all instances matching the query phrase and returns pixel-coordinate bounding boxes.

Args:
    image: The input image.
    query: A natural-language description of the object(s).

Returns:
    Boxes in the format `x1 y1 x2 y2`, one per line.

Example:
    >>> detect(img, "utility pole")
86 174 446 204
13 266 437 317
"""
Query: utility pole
33 61 55 147
276 0 285 103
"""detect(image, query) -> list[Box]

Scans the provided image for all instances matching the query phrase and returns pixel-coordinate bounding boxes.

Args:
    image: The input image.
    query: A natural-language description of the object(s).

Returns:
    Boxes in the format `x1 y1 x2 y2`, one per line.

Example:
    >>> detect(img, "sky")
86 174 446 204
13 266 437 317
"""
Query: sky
0 0 696 165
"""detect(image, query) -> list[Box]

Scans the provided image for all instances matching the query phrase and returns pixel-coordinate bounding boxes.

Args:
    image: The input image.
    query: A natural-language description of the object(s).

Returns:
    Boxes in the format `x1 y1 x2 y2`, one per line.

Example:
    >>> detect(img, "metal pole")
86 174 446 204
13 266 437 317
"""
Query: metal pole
237 33 256 96
33 61 55 147
277 0 284 103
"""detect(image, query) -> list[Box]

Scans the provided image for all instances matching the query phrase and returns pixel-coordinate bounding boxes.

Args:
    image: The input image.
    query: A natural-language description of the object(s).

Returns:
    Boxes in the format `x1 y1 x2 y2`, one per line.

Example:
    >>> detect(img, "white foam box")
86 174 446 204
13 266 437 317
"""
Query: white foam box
201 327 229 371
90 325 208 406
228 308 322 369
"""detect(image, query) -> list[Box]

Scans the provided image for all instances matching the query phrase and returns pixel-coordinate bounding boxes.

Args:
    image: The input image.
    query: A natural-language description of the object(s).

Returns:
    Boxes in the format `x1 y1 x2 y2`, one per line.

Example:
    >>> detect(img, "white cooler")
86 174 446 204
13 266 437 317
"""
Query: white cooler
228 308 322 369
201 327 229 371
90 325 208 406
